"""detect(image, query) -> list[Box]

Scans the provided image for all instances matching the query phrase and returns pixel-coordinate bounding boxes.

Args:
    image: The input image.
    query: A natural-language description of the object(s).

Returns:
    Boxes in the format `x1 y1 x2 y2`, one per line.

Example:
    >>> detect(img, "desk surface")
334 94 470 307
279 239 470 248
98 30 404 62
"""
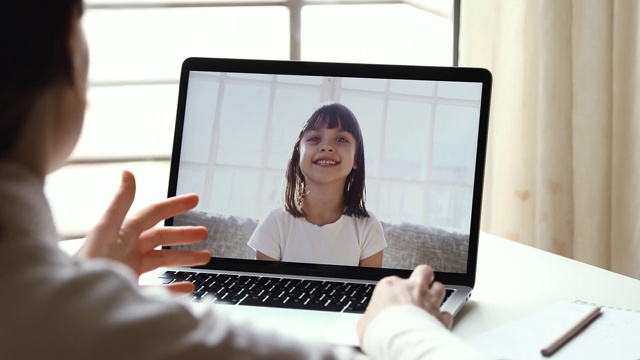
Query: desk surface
59 232 640 340
455 232 640 339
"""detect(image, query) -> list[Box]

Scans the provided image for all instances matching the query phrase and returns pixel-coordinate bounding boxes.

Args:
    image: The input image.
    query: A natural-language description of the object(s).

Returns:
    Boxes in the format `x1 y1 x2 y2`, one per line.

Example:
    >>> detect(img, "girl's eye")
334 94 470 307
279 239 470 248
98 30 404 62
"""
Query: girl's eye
307 136 320 142
337 136 349 143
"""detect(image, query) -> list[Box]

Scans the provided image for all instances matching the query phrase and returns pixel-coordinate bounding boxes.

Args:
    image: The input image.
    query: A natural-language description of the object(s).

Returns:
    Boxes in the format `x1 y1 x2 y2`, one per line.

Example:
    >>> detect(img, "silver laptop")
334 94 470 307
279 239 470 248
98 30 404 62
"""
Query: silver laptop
155 57 492 346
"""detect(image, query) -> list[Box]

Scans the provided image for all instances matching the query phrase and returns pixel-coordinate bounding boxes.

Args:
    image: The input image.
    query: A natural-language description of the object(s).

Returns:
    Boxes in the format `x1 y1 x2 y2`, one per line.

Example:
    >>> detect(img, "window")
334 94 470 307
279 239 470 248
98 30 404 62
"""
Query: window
46 0 456 239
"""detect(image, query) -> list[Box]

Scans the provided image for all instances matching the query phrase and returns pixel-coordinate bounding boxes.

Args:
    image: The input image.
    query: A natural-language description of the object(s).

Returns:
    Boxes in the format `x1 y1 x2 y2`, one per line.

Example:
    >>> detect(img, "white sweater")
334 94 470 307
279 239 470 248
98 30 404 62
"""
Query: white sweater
0 162 488 359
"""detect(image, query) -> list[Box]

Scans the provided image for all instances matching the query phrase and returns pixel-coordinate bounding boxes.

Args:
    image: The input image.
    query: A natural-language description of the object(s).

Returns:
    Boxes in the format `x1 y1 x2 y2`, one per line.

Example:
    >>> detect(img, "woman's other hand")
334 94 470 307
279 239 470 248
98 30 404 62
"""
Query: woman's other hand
357 264 453 344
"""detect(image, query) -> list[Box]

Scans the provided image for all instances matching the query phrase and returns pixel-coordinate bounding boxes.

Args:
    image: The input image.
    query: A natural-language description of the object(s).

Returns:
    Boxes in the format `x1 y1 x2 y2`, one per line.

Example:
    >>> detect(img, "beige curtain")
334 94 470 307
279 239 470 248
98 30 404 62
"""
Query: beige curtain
459 0 640 280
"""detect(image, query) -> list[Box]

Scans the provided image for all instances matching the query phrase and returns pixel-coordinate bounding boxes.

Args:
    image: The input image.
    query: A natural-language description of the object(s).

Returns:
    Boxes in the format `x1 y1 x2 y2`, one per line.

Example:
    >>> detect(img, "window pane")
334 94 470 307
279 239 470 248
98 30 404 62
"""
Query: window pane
83 6 289 82
276 75 324 85
176 165 208 199
46 162 170 238
72 84 178 160
427 187 473 232
390 80 436 96
431 105 480 185
342 78 387 92
377 183 425 224
260 171 286 218
301 3 453 65
382 100 432 180
209 169 260 217
217 84 270 166
181 74 220 164
438 81 483 100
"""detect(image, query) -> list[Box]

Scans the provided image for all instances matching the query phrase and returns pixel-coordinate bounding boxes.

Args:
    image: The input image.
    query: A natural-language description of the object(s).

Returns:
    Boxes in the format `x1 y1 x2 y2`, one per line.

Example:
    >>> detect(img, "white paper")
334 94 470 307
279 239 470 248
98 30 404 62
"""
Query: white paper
469 300 640 360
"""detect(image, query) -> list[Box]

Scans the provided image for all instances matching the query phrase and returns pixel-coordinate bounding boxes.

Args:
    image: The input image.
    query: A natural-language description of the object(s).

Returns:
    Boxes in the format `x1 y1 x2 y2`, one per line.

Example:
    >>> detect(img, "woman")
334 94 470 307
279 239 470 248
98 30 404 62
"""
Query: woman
0 1 484 359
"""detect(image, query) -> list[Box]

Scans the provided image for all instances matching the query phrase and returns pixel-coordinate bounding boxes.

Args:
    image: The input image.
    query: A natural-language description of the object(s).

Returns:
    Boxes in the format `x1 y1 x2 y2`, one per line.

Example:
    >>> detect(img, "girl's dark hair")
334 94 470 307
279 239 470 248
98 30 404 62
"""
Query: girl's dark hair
0 1 84 155
284 102 369 218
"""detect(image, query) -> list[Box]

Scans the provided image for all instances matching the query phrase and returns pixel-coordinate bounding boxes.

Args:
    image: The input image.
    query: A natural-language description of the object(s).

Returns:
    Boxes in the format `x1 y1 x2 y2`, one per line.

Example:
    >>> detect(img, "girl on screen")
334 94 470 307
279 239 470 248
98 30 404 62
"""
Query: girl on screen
248 102 387 267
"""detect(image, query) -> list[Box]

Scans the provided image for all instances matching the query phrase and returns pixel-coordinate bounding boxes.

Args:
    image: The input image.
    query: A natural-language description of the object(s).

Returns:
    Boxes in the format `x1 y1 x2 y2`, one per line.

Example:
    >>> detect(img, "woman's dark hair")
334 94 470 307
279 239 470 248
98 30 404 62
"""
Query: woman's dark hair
284 102 369 218
0 1 84 155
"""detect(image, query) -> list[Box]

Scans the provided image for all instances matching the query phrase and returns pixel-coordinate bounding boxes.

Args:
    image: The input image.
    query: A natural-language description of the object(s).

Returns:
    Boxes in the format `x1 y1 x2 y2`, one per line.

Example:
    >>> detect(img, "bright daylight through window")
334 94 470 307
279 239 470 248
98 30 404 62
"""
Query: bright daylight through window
45 0 456 239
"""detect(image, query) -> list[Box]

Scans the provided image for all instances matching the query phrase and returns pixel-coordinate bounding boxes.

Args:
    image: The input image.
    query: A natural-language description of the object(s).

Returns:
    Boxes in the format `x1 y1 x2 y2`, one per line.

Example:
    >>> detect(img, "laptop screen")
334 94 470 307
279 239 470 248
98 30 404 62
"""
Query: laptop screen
167 58 491 285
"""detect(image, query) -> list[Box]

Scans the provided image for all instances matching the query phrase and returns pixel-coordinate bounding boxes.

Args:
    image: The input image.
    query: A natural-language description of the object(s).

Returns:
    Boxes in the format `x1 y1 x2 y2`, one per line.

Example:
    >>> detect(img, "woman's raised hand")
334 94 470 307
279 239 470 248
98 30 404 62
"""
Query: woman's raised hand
76 170 210 293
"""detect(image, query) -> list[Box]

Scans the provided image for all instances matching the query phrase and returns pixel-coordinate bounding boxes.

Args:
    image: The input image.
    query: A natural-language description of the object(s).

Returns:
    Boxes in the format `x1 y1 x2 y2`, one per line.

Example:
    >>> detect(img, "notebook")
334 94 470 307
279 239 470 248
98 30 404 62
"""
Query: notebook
155 57 492 346
469 300 640 359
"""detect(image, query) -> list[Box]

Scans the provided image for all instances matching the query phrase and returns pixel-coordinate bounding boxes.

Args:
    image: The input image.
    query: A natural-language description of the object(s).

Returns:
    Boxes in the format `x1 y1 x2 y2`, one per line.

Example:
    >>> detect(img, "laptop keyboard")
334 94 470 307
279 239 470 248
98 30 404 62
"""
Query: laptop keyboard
157 270 453 314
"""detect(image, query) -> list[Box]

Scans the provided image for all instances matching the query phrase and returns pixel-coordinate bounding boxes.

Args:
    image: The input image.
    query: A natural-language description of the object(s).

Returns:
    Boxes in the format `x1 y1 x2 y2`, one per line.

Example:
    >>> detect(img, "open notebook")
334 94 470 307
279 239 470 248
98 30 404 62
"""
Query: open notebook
155 57 492 345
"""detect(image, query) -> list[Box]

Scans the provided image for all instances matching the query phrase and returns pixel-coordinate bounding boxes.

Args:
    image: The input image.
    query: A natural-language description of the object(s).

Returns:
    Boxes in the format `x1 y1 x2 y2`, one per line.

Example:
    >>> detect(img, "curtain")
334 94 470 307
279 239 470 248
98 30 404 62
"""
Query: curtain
459 0 640 280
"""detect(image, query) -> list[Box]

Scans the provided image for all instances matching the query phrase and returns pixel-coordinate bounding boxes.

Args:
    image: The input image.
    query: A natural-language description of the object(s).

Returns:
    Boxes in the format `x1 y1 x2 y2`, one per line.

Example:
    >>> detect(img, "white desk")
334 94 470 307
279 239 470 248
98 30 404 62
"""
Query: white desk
454 232 640 339
59 232 640 339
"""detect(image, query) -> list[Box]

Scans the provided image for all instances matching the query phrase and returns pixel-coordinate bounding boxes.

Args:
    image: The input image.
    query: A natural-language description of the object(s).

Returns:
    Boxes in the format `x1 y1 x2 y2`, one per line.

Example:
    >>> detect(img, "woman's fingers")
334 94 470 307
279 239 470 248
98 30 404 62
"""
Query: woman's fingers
408 264 434 302
78 171 137 259
93 170 136 237
124 193 200 235
137 226 208 253
409 264 435 285
430 281 446 306
408 264 453 329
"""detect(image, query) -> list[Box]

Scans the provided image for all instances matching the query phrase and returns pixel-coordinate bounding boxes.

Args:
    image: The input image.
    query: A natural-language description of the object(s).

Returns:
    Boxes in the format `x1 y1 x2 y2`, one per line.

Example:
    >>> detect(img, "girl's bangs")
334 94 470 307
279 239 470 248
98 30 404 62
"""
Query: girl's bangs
305 110 360 141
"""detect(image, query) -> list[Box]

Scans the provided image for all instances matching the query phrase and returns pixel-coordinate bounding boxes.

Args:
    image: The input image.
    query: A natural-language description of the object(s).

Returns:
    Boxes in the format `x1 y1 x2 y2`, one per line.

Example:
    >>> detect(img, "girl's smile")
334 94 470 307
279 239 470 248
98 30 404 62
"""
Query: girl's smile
313 158 340 166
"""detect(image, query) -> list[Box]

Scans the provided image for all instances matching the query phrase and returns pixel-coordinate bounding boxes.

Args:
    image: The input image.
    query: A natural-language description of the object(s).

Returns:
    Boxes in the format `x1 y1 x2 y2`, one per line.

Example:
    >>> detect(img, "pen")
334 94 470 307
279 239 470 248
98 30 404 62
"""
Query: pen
541 305 602 357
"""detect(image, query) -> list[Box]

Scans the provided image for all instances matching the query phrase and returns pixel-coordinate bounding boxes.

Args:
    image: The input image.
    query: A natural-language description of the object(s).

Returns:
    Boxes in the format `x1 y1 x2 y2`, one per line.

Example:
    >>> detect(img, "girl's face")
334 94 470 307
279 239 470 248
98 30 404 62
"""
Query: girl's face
298 124 358 188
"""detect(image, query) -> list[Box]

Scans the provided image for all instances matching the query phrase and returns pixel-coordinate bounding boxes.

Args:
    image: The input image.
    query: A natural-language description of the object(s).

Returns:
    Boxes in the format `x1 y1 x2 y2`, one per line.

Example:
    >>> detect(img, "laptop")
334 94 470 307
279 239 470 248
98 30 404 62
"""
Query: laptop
153 57 492 346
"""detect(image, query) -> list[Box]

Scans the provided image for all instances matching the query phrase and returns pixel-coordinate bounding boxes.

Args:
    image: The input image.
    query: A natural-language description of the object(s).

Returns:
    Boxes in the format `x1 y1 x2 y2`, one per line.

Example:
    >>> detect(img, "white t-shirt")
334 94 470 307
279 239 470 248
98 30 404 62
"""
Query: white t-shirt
247 208 387 266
